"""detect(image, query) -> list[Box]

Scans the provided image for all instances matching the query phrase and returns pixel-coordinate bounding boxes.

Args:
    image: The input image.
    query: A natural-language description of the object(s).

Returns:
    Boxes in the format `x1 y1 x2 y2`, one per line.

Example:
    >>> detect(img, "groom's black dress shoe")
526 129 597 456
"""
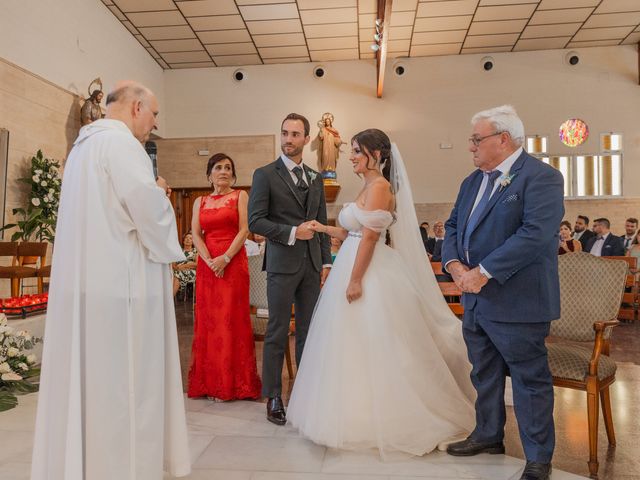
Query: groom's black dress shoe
519 461 551 480
266 396 286 426
446 437 505 456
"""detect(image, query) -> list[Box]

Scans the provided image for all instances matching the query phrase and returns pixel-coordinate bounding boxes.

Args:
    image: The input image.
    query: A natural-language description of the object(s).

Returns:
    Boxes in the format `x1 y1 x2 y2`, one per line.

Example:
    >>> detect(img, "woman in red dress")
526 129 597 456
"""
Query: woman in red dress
188 153 261 400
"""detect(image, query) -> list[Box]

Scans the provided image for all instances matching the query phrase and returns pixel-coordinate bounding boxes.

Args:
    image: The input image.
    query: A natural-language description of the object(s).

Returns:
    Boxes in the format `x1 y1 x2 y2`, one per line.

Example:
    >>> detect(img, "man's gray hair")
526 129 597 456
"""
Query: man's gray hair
471 105 525 146
105 83 151 106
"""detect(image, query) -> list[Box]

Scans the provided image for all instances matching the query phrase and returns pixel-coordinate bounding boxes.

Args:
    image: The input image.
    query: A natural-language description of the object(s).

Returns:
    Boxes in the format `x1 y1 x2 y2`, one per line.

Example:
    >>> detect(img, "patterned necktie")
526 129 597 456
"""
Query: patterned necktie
292 166 308 204
463 170 502 252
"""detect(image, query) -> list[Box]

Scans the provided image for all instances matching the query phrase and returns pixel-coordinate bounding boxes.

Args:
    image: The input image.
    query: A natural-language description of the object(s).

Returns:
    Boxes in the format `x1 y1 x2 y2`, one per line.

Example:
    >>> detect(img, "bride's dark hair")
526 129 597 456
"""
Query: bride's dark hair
351 129 392 182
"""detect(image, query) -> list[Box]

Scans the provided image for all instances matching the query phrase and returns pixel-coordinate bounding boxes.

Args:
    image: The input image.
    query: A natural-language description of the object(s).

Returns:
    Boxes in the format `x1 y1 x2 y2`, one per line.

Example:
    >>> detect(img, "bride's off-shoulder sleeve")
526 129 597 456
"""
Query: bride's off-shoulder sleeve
352 208 394 233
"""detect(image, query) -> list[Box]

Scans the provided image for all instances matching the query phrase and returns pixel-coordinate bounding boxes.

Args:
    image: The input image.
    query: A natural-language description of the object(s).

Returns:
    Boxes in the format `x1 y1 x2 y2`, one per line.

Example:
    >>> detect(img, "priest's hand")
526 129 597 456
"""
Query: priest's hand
156 176 171 197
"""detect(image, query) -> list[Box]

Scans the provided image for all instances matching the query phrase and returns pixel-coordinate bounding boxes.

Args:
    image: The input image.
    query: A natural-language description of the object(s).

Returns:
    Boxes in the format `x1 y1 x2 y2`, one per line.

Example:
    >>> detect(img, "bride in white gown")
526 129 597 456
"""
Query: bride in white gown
287 129 476 457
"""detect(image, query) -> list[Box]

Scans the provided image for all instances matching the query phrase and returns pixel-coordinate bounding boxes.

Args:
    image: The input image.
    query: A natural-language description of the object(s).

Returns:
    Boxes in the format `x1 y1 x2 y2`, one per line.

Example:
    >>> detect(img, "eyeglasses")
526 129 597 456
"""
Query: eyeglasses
468 131 504 147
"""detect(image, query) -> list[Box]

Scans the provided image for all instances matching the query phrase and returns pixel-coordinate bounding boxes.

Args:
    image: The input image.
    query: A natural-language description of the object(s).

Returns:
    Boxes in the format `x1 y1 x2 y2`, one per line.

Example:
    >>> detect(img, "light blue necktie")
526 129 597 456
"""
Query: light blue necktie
463 170 501 252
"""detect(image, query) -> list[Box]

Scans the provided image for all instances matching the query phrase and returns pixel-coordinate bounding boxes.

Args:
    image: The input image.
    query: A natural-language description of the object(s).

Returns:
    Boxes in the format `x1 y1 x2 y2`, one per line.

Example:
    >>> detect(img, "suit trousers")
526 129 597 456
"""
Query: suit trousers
462 308 555 463
262 255 321 398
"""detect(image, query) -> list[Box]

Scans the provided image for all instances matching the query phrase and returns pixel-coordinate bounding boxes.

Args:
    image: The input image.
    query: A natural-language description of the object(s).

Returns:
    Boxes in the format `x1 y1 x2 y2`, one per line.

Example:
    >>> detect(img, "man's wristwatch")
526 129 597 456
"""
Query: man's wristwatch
223 254 231 264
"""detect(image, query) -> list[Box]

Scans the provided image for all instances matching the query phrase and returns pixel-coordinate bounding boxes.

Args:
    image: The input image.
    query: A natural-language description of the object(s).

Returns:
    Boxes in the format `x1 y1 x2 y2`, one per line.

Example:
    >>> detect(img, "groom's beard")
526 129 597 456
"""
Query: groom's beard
282 144 304 158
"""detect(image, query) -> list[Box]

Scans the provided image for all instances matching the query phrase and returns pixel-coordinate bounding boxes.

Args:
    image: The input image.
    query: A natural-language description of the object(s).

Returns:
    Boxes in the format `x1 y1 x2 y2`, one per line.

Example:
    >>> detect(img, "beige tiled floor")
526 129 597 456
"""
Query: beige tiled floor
0 393 589 480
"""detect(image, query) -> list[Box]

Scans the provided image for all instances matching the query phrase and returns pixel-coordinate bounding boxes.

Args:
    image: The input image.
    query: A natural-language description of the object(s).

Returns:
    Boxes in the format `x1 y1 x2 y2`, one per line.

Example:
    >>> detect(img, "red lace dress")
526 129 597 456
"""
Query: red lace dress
188 190 262 400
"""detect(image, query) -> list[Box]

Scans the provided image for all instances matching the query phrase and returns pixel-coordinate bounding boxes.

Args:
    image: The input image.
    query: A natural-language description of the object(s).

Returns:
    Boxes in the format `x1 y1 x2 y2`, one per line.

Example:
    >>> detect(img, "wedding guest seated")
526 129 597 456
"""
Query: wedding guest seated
573 215 594 250
622 217 638 252
558 220 581 255
585 217 625 257
626 230 640 267
245 233 266 257
173 231 197 296
420 221 431 252
426 221 445 261
330 237 342 262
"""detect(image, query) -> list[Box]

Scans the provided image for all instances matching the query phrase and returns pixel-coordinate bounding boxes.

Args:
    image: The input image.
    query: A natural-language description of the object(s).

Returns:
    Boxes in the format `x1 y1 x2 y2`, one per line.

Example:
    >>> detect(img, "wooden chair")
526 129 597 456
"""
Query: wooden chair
603 256 637 322
438 281 464 316
18 242 48 294
547 253 627 477
430 261 443 275
0 241 38 297
248 254 293 378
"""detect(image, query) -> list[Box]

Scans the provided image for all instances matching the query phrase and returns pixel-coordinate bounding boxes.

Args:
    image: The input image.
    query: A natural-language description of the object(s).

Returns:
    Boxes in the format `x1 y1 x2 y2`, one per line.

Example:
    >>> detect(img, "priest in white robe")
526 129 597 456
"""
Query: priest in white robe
31 81 191 480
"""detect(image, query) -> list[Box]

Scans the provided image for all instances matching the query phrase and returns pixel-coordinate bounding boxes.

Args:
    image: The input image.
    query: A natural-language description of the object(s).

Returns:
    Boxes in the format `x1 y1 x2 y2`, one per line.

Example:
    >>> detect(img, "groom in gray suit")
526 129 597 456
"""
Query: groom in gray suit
248 113 332 425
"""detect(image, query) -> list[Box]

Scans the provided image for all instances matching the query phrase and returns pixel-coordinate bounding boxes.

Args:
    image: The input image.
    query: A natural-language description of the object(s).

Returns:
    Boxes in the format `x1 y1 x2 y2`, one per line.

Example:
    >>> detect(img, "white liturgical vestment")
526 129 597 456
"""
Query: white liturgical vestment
31 119 191 480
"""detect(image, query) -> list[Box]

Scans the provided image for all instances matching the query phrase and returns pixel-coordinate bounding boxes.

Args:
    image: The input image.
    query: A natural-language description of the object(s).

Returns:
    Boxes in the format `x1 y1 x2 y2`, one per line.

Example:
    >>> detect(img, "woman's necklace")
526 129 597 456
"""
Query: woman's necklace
213 187 233 196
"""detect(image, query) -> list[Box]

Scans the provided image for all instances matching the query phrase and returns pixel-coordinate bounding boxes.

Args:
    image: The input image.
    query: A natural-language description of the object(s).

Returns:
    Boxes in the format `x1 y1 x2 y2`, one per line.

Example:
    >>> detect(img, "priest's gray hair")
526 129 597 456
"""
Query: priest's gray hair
105 82 152 106
471 105 525 146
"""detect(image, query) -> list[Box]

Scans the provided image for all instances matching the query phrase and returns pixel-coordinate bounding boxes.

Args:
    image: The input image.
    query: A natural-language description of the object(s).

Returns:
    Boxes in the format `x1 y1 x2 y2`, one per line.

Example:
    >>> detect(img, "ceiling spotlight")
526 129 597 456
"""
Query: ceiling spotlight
370 44 380 52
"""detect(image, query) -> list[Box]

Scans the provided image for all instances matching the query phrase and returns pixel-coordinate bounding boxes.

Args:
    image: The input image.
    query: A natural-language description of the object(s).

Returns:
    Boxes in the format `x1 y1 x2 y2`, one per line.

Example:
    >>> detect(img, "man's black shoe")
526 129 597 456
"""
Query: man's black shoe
266 396 286 426
446 437 505 456
519 461 551 480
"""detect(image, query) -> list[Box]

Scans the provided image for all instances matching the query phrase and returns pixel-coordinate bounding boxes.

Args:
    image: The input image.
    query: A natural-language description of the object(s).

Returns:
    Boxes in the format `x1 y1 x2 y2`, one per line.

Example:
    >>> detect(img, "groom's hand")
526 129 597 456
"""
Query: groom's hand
459 267 488 294
295 221 315 240
320 267 331 287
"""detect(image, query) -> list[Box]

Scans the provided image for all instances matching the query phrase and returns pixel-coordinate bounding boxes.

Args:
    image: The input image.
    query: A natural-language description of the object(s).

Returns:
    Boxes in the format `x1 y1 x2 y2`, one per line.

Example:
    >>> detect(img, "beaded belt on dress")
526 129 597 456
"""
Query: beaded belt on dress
348 232 362 238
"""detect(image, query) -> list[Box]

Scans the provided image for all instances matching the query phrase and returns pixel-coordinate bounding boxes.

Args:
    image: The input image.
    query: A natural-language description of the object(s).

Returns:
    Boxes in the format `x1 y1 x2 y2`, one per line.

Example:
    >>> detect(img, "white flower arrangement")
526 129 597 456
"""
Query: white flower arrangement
498 172 516 192
0 313 42 411
1 149 61 242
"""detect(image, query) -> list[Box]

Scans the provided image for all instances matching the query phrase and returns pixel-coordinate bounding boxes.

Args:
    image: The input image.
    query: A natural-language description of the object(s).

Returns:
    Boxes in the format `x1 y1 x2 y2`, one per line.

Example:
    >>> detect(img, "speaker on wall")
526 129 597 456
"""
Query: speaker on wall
481 56 494 71
233 69 246 82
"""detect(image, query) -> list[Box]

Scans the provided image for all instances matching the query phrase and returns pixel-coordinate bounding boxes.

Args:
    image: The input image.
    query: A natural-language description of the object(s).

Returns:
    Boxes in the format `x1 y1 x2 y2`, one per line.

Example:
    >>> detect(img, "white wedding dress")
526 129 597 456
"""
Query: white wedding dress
288 146 476 458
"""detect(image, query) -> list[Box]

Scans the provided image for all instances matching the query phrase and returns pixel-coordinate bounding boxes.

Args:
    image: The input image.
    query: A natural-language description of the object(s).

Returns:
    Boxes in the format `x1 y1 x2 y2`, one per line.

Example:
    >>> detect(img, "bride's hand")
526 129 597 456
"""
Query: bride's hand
346 280 362 303
308 220 326 233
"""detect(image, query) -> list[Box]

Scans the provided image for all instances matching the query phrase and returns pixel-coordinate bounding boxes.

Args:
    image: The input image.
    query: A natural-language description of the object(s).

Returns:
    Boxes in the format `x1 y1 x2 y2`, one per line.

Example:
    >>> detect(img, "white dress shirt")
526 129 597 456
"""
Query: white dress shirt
281 155 309 246
280 156 332 269
589 232 610 257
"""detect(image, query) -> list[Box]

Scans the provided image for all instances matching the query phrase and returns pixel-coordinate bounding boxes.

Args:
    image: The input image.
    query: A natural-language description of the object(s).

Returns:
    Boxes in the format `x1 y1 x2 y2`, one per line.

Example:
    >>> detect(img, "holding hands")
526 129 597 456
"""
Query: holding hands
307 220 327 233
295 221 316 240
448 261 488 294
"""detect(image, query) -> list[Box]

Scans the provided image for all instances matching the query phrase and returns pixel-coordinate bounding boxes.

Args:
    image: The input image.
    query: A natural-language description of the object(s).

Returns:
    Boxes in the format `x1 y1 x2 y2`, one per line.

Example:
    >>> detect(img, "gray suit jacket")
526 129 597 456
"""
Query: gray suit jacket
248 156 331 274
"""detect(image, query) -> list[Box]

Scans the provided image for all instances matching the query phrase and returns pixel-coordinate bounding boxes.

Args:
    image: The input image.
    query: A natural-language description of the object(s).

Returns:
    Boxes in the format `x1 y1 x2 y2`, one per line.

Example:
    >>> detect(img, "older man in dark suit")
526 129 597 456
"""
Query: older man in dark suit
248 113 332 426
442 105 563 480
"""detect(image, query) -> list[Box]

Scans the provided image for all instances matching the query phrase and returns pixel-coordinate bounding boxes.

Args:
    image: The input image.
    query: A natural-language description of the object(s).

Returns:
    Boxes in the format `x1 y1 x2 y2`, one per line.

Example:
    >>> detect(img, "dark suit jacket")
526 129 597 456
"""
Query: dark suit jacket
248 157 331 274
426 238 444 262
584 233 625 257
420 228 431 252
576 229 595 250
442 150 565 323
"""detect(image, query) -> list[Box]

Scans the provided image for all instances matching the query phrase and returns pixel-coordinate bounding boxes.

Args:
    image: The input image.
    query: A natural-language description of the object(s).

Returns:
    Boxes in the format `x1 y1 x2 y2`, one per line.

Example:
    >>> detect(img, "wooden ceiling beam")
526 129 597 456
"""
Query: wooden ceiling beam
376 0 393 98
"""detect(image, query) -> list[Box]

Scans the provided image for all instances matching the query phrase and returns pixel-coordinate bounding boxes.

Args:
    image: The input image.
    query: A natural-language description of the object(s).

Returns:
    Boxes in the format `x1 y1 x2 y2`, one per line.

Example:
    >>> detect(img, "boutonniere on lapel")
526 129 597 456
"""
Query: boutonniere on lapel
307 170 318 183
498 172 516 192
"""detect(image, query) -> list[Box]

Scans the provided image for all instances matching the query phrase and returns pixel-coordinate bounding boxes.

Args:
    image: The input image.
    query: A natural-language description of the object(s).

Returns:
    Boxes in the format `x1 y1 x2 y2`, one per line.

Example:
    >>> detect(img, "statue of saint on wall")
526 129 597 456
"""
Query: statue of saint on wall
80 78 104 126
313 112 345 185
